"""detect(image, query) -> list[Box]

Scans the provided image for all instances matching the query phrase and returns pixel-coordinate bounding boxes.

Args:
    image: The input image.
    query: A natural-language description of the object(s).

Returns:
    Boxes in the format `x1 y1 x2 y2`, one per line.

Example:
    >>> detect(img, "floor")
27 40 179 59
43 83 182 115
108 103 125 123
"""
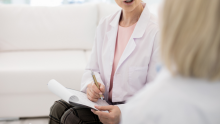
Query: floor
0 118 49 124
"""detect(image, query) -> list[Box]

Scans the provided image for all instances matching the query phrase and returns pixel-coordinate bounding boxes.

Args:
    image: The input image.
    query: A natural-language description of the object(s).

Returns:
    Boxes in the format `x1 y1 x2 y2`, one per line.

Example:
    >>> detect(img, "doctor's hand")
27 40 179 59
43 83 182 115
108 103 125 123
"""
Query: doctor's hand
86 82 105 102
91 105 121 124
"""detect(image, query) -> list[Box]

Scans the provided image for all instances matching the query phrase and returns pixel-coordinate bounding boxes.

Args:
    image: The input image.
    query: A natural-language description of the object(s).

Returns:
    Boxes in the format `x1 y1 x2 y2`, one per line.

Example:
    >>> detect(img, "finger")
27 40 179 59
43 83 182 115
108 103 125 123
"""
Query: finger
90 89 100 99
90 88 101 99
86 87 91 94
86 88 93 98
87 93 90 101
92 83 103 95
88 94 98 102
87 82 92 89
94 111 110 119
91 109 109 119
99 83 105 93
87 91 98 102
95 105 113 111
87 91 94 100
86 83 91 95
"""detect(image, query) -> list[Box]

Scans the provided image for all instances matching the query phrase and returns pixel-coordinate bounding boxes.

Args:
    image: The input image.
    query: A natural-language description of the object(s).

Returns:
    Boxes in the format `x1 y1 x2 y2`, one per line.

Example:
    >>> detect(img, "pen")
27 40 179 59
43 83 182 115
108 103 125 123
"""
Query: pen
91 71 104 100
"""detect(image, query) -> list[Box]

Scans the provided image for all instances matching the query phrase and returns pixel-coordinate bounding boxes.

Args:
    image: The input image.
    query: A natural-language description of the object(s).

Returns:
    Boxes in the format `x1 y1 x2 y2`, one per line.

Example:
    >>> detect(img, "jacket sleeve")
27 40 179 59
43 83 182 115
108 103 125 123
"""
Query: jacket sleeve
146 31 161 83
116 104 126 120
80 28 105 93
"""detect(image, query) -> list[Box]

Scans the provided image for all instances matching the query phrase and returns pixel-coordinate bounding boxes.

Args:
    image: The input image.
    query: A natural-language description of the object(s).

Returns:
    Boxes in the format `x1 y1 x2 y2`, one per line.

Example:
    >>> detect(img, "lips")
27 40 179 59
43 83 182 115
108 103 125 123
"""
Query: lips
124 0 133 3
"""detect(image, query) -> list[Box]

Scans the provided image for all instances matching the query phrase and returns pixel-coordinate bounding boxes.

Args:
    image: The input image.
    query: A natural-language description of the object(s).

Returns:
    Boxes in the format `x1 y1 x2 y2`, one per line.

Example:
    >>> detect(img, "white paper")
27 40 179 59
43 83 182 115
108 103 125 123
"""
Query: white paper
68 89 109 110
48 79 73 102
48 79 109 110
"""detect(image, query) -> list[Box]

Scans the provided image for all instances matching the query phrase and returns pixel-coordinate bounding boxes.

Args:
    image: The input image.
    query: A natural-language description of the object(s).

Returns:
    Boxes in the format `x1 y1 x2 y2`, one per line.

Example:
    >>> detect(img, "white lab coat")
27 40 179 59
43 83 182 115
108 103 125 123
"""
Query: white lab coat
81 3 160 114
121 69 220 124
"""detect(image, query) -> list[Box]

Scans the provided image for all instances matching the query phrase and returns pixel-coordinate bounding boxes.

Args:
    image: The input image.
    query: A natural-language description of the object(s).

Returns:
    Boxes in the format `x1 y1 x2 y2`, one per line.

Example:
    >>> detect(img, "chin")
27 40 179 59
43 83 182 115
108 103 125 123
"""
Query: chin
119 0 141 12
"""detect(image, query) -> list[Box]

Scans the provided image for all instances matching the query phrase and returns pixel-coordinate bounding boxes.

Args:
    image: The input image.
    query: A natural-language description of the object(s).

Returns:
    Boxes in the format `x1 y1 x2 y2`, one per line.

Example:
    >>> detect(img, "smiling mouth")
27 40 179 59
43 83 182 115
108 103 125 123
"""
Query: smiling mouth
124 0 133 3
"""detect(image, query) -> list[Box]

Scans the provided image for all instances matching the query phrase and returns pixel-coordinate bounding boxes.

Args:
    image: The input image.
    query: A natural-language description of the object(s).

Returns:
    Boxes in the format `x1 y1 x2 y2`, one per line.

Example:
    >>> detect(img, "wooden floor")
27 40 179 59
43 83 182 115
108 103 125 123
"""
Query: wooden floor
0 118 48 124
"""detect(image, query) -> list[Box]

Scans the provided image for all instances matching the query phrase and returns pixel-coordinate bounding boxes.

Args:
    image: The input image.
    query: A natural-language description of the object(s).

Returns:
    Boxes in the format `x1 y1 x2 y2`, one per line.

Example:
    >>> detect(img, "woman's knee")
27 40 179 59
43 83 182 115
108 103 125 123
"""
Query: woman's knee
49 100 72 123
60 107 88 124
60 107 101 124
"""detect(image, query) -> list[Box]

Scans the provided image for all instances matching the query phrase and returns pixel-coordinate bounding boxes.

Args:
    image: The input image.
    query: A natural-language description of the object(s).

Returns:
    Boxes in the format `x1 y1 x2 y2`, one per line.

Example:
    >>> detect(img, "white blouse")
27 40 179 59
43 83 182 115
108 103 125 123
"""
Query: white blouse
121 69 220 124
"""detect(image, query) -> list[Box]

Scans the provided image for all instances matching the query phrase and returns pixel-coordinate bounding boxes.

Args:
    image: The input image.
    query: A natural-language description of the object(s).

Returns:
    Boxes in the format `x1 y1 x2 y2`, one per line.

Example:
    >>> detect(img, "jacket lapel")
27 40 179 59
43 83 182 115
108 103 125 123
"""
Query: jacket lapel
115 3 151 73
105 10 121 72
116 38 136 73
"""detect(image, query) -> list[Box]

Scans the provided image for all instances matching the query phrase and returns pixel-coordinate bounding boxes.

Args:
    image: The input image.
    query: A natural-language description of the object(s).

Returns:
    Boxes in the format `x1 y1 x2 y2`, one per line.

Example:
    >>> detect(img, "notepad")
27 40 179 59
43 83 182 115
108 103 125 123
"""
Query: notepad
48 79 109 110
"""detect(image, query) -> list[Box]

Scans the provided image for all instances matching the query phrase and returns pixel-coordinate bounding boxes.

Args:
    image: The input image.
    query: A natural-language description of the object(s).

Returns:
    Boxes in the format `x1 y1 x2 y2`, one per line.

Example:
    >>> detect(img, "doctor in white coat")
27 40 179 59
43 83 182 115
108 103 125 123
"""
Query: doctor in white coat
81 0 159 123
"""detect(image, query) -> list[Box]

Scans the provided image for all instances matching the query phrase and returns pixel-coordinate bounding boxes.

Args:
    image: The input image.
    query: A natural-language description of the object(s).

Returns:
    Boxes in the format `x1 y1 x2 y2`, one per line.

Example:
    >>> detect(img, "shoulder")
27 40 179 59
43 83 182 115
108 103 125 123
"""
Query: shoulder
122 95 207 124
122 70 220 124
149 14 160 38
141 10 160 45
145 11 160 38
149 13 159 26
121 70 194 123
148 13 160 48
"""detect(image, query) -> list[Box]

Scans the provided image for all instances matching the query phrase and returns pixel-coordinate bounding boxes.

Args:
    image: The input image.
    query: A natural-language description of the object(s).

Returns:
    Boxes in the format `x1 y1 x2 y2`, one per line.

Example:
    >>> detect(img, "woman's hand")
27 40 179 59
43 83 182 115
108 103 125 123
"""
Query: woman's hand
91 105 121 124
87 82 105 102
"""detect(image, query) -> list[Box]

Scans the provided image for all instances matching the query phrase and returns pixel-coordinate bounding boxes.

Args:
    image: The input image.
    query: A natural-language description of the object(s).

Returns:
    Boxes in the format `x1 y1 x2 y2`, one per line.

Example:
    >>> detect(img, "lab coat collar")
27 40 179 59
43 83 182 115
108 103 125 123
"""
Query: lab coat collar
133 3 151 38
109 9 121 27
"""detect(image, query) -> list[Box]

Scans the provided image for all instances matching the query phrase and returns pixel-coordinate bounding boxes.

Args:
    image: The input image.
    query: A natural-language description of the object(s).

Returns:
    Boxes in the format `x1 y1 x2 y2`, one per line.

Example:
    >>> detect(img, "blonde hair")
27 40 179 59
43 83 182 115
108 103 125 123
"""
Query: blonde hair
160 0 220 80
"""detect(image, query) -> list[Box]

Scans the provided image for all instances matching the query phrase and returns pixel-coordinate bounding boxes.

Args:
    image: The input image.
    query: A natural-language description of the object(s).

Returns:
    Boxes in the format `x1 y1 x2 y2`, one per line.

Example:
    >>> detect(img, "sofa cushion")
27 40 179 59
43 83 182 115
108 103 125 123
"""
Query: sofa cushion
0 93 59 117
0 50 86 94
0 3 97 51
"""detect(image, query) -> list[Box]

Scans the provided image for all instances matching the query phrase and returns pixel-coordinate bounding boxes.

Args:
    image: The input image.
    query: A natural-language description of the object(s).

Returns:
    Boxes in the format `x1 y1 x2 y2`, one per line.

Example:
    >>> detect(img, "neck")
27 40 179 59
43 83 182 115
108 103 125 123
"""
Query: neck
119 3 143 27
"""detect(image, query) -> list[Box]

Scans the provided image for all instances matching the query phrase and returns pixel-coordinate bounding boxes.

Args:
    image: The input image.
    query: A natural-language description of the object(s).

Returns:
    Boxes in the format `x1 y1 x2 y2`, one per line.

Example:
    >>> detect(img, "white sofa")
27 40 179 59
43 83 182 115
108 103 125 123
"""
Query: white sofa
0 3 121 117
0 3 158 117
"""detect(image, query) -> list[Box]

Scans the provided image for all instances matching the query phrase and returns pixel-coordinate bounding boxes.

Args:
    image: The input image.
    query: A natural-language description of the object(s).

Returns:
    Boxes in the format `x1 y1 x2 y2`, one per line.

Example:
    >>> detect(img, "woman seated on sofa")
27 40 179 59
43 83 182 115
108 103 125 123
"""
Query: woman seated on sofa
49 0 160 124
121 0 220 123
